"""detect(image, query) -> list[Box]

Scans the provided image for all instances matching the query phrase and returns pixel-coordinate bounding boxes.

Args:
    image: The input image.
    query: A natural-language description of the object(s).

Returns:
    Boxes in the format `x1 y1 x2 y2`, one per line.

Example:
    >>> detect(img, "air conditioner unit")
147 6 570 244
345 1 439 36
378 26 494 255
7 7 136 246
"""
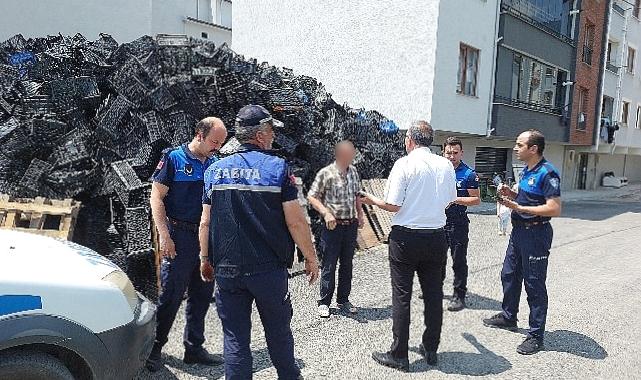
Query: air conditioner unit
568 150 575 162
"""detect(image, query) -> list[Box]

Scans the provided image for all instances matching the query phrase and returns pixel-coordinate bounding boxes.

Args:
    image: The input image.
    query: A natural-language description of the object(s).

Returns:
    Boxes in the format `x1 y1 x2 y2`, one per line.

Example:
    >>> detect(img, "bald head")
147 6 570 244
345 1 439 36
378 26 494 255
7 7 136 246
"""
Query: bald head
195 117 226 138
193 117 227 158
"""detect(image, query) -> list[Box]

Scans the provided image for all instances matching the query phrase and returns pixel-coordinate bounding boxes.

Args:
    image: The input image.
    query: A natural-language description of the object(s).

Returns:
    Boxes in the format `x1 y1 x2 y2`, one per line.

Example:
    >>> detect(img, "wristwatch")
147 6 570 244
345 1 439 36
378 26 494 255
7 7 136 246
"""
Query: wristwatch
199 255 209 263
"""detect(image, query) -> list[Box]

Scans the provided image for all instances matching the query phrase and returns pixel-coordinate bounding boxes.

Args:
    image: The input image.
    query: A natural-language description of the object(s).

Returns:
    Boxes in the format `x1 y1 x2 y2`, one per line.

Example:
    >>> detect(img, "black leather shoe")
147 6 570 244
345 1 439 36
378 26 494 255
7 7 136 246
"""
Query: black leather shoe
371 351 409 372
447 296 466 312
483 312 517 331
418 344 438 366
183 348 224 366
516 336 544 355
145 344 163 372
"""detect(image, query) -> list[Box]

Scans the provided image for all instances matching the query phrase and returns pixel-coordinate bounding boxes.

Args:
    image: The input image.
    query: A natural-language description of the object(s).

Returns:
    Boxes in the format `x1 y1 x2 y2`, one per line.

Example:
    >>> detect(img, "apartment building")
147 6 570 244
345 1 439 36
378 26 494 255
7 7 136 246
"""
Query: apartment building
0 0 232 46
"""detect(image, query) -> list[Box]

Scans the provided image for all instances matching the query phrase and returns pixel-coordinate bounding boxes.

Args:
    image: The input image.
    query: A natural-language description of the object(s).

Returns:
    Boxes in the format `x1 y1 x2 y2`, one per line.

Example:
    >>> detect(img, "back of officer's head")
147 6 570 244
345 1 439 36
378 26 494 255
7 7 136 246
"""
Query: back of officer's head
524 129 545 156
235 105 281 148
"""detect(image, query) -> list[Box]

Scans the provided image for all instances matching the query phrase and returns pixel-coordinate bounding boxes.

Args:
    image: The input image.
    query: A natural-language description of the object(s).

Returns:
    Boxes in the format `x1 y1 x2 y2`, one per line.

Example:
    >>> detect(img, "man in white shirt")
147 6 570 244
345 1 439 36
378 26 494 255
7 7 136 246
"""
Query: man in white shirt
361 120 456 371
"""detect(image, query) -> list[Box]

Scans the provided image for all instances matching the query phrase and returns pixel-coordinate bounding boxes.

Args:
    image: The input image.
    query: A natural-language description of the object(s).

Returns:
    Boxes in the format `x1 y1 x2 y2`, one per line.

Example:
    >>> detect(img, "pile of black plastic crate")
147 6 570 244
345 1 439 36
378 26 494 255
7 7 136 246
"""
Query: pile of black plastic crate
0 33 405 300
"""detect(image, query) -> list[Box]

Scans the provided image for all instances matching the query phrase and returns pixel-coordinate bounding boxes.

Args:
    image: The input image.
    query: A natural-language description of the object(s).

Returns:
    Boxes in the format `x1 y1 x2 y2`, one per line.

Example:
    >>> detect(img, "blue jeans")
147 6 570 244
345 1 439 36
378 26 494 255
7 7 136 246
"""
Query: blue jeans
501 223 553 340
318 222 358 306
216 268 300 380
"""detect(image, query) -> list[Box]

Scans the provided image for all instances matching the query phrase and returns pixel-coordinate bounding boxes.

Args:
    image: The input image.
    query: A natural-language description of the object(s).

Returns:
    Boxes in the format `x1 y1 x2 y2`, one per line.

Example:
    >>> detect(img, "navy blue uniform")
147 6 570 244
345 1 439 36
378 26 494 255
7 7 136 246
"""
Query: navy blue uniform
501 158 560 341
445 161 479 299
152 144 217 353
203 144 300 380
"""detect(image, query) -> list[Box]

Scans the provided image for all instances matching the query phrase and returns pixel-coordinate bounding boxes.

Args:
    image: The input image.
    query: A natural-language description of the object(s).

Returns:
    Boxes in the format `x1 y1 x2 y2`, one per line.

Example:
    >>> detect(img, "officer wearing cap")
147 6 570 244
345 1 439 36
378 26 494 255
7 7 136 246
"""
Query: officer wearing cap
442 137 480 312
483 129 562 355
147 117 227 372
199 105 319 379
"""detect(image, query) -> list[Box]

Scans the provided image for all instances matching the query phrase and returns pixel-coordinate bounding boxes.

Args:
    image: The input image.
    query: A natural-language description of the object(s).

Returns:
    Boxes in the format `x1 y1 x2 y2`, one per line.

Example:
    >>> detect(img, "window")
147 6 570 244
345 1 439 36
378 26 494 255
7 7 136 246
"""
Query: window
201 32 208 39
634 0 640 18
583 23 595 65
607 41 619 73
637 106 641 129
622 101 630 126
577 88 589 131
627 47 636 74
457 44 479 96
602 96 614 121
508 53 565 111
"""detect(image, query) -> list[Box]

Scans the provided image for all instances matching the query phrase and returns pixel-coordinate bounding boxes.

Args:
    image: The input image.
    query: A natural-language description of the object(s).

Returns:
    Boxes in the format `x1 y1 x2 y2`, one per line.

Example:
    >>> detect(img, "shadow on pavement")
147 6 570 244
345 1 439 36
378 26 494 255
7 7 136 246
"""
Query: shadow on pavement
561 199 641 221
409 333 511 376
461 293 502 311
138 350 306 379
545 330 608 359
332 305 392 323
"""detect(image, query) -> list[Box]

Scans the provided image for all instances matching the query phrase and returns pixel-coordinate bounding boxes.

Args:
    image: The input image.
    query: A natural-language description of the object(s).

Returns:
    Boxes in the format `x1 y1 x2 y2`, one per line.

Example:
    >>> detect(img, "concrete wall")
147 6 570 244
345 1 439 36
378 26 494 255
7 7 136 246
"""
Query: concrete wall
232 0 441 130
184 20 231 46
0 0 152 43
429 0 499 136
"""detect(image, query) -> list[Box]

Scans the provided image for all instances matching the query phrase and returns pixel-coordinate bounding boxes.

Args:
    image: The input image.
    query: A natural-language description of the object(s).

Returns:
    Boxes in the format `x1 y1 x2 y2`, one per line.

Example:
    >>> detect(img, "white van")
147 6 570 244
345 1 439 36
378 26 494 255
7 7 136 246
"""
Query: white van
0 229 156 380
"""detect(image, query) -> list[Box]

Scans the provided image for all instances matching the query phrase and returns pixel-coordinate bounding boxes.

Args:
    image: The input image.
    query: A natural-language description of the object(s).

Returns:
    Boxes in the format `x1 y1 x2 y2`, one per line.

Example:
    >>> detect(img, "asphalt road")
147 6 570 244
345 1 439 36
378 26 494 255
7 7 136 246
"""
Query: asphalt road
137 194 641 379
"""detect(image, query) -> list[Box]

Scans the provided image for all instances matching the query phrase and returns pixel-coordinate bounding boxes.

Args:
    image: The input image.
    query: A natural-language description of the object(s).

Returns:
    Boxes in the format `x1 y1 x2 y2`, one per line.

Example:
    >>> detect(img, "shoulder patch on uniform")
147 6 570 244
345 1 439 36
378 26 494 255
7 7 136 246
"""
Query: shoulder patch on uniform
549 177 559 189
156 159 164 170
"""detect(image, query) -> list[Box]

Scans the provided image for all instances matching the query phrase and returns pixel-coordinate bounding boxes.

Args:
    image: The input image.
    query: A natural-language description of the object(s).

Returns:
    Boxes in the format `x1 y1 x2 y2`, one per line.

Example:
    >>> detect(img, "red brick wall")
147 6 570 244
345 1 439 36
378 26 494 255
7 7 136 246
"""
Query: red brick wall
570 0 609 145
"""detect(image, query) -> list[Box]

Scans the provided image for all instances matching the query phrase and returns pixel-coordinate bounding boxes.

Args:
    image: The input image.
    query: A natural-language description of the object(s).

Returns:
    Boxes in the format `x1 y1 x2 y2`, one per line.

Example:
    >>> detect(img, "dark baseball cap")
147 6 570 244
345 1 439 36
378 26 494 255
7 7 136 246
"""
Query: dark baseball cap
235 105 284 128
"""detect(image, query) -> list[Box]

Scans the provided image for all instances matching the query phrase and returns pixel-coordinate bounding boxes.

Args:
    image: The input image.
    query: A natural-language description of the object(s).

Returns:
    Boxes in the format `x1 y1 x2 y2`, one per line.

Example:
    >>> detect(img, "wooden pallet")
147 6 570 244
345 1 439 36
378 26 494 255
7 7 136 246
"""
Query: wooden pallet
362 179 394 242
0 194 81 240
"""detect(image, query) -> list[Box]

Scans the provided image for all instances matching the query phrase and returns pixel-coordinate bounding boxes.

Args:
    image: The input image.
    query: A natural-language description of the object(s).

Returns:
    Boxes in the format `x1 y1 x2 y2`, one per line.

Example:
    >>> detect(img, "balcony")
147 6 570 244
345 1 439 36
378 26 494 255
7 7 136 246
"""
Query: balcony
606 62 620 74
501 0 575 46
613 2 626 16
494 95 563 115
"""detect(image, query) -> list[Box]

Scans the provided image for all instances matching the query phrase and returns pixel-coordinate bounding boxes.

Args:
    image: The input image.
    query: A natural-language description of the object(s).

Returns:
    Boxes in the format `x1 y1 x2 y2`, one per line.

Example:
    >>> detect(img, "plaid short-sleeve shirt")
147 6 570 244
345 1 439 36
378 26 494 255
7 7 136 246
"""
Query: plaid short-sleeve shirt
308 162 361 219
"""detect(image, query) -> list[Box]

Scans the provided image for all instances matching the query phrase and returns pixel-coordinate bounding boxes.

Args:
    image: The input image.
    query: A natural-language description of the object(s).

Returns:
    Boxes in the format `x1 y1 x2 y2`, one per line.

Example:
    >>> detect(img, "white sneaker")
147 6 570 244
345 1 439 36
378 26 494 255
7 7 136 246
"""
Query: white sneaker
318 304 330 318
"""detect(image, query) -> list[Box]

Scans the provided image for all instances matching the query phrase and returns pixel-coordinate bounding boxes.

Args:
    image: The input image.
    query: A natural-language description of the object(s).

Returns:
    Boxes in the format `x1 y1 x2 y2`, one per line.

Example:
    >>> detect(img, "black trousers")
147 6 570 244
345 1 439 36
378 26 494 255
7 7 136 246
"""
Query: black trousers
445 216 470 299
388 226 448 358
318 223 358 306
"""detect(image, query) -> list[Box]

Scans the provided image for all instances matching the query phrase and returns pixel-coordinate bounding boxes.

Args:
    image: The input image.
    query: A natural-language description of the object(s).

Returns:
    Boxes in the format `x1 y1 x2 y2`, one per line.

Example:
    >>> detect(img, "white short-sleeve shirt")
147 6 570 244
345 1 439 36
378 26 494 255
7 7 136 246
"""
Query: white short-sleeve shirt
385 147 457 229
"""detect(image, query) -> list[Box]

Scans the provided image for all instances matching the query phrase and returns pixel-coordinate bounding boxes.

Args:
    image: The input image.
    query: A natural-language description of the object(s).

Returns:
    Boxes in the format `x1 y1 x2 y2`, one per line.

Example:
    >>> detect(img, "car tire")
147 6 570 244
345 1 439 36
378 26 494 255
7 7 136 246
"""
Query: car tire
0 349 75 380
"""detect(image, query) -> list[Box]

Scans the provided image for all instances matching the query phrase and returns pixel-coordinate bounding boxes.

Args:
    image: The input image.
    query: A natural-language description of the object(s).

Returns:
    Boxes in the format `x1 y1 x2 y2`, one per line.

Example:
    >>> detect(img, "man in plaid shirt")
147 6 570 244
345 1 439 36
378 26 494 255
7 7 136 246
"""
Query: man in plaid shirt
308 141 364 318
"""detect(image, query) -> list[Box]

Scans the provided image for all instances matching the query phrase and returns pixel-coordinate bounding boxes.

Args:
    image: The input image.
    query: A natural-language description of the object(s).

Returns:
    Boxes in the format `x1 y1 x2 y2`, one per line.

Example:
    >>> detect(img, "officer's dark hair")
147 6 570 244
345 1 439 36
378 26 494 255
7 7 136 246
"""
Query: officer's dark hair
525 129 545 155
408 120 434 147
194 117 223 137
444 136 463 150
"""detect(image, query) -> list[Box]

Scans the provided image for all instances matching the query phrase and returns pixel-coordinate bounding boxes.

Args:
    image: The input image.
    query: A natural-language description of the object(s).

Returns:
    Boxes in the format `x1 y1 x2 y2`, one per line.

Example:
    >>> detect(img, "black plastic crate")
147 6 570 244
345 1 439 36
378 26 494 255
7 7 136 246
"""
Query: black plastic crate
140 111 165 144
19 158 53 190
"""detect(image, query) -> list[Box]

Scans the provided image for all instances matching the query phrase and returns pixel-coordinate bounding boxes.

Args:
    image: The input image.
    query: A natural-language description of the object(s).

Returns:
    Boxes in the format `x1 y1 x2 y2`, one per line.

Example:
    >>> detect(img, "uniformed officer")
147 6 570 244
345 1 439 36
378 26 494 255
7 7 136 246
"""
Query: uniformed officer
199 105 319 379
146 117 228 372
483 129 562 355
442 137 480 311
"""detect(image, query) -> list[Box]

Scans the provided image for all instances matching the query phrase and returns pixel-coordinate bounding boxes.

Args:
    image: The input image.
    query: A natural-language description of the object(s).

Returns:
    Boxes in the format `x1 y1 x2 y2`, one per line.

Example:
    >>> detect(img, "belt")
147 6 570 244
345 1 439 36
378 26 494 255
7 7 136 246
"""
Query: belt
511 220 550 228
392 225 444 234
335 219 357 226
168 218 199 233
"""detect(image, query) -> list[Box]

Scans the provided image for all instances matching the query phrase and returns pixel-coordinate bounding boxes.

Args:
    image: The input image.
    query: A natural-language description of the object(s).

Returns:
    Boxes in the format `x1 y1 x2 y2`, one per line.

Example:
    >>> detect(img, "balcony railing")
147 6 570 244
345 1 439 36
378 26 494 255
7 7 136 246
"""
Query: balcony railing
501 0 575 46
583 45 593 65
613 2 626 16
606 62 620 73
494 95 563 115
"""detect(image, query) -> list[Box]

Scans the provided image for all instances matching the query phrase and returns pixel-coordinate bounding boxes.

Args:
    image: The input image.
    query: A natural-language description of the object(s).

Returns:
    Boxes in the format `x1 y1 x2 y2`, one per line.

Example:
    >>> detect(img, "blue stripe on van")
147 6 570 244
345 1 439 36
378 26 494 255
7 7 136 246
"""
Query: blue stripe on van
0 295 43 316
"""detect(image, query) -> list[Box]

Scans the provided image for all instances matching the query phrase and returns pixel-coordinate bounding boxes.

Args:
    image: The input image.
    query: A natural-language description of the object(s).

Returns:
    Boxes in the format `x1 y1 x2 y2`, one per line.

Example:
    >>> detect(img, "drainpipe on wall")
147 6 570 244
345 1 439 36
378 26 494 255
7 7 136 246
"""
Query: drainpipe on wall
486 0 502 138
594 0 613 152
612 3 630 154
